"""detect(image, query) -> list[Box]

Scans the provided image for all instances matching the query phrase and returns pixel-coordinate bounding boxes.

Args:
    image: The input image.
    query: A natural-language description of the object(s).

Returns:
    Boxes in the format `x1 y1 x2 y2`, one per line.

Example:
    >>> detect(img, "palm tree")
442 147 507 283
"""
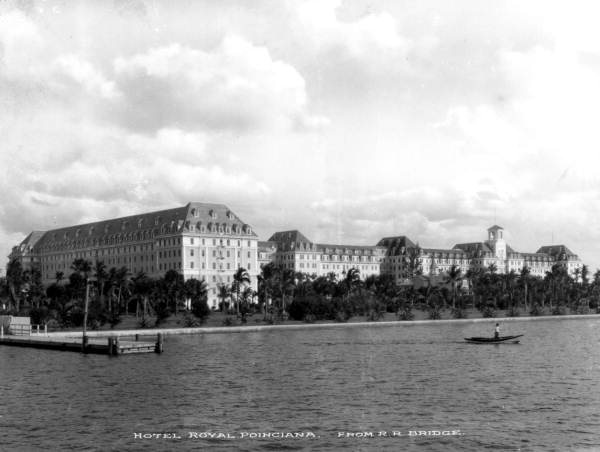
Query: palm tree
444 265 462 309
259 262 277 318
184 278 209 320
233 267 251 315
93 260 109 312
113 266 131 314
131 271 154 320
275 266 296 316
163 269 184 315
343 268 361 300
217 283 231 312
519 266 531 311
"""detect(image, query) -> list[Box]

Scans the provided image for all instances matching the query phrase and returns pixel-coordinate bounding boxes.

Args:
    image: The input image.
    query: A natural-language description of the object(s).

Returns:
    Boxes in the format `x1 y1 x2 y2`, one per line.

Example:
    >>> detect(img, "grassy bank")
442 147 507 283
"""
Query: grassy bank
43 308 600 337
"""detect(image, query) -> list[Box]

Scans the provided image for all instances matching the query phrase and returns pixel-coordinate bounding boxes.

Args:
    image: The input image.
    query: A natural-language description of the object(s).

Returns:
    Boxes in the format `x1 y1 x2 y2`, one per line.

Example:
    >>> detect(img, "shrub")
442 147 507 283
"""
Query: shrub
154 300 171 326
183 313 200 327
222 317 234 326
397 306 414 321
335 310 350 322
506 305 520 317
529 303 544 316
481 306 496 318
428 307 442 320
191 298 210 323
552 305 568 316
451 307 467 319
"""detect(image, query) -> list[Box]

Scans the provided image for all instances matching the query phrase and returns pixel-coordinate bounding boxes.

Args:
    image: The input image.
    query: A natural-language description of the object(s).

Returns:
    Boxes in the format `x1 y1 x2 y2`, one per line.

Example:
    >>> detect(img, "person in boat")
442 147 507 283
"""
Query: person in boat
494 323 500 339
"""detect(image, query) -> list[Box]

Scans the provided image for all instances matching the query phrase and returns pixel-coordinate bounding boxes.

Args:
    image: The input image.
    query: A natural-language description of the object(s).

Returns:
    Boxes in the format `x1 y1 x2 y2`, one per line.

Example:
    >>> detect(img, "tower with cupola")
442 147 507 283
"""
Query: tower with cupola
487 225 507 271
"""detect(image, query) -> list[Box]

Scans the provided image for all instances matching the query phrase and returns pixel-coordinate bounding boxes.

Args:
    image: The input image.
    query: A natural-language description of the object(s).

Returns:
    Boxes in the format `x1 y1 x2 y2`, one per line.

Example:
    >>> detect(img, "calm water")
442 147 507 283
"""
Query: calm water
1 318 600 451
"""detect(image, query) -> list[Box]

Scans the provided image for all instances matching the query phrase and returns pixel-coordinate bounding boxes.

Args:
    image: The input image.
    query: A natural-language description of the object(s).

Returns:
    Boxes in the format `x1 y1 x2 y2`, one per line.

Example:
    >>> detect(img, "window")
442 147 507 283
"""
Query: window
191 262 194 269
191 238 194 245
190 249 194 256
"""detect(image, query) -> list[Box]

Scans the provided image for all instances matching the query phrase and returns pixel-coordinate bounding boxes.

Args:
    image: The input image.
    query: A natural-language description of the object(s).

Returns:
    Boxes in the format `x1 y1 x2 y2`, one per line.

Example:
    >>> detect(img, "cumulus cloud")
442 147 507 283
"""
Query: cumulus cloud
295 0 409 59
112 36 323 132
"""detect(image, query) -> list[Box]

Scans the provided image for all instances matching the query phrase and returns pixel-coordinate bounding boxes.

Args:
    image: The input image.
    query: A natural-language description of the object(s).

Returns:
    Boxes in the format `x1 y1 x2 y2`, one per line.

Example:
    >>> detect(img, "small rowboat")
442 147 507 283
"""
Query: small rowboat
464 334 523 344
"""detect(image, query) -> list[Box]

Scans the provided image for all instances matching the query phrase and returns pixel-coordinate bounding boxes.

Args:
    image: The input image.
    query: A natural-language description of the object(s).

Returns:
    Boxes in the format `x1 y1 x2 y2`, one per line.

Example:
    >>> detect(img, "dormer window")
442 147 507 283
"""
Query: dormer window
89 227 94 236
226 210 234 220
75 229 81 238
209 209 217 220
138 219 143 228
122 221 127 231
155 216 160 226
104 225 110 234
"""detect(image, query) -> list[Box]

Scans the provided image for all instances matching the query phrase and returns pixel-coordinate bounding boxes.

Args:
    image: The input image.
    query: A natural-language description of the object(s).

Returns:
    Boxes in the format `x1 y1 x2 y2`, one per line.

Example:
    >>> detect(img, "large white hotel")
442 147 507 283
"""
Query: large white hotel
10 203 583 307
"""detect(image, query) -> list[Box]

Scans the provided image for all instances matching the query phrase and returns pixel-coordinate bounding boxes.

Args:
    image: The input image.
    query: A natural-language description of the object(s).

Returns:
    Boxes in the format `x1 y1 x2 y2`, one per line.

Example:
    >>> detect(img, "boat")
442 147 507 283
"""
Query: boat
464 334 523 344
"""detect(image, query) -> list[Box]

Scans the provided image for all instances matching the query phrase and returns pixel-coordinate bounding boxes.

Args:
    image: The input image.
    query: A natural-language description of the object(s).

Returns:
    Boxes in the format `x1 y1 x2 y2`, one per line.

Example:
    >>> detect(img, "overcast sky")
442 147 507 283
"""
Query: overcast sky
2 0 600 271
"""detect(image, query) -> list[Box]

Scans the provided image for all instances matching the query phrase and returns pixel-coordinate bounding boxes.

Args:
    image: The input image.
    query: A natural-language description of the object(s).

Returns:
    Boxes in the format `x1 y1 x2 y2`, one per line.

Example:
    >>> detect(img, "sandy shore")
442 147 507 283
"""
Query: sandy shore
43 313 600 338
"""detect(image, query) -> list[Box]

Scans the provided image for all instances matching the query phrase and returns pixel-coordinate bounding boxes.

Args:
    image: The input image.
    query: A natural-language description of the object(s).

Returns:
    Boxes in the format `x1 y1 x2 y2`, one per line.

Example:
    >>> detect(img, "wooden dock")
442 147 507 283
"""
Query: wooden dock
0 333 163 355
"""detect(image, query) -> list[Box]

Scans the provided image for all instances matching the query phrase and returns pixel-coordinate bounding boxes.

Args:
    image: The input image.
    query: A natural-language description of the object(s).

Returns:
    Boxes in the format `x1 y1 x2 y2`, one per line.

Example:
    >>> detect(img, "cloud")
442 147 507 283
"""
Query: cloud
112 36 323 132
295 0 409 59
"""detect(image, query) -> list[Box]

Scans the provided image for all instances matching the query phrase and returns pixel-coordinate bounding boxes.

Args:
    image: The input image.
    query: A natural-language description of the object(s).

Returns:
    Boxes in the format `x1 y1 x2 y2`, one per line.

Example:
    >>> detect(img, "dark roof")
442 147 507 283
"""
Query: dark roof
487 225 504 231
376 236 417 248
536 245 578 259
33 202 257 250
453 242 493 256
268 230 313 244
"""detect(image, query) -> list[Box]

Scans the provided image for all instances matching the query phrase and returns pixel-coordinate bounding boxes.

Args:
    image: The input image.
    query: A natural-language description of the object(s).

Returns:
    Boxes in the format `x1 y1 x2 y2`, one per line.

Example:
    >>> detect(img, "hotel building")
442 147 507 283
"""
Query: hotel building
267 230 385 281
9 203 259 308
10 209 584 300
377 225 583 282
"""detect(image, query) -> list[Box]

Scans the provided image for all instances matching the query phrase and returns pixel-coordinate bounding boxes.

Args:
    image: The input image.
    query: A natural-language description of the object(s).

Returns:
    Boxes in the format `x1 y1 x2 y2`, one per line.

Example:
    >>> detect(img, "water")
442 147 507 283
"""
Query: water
1 318 600 451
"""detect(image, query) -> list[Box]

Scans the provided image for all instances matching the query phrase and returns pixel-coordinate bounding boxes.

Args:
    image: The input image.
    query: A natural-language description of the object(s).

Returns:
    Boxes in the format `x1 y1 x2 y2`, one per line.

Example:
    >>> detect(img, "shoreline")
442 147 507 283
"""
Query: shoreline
43 313 600 338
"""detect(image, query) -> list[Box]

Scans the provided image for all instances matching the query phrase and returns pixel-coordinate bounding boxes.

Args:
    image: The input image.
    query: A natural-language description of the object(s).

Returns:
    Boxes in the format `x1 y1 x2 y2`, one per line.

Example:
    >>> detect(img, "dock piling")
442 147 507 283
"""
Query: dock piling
155 333 163 353
82 335 89 353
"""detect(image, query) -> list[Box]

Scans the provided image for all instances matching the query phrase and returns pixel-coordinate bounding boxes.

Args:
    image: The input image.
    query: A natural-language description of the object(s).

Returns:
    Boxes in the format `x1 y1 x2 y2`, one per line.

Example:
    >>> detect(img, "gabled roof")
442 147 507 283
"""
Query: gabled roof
376 236 417 248
33 202 256 250
13 231 46 255
536 245 578 259
268 230 313 245
487 225 504 231
453 242 494 256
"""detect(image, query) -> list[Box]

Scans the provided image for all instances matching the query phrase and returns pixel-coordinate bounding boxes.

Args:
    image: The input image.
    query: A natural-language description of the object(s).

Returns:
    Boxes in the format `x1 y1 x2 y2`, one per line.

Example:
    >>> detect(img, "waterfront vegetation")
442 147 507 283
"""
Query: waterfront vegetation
1 258 599 331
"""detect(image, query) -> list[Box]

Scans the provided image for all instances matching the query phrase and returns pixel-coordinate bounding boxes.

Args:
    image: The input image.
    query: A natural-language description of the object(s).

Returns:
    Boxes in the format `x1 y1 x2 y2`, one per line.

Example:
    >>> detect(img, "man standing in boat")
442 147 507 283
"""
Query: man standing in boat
494 323 500 339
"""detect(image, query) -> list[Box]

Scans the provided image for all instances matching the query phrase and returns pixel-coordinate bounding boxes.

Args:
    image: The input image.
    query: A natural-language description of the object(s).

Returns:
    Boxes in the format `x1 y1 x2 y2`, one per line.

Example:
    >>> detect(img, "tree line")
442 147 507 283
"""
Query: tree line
256 261 600 322
1 258 598 329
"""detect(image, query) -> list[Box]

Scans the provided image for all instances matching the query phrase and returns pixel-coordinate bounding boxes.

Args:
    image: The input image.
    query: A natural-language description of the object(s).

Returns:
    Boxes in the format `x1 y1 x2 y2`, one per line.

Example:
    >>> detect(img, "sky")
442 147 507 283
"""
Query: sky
2 0 600 271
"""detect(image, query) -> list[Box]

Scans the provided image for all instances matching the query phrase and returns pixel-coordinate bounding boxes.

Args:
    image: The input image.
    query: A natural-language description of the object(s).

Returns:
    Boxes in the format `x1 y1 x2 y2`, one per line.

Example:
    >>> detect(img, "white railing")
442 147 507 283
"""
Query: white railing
2 324 48 336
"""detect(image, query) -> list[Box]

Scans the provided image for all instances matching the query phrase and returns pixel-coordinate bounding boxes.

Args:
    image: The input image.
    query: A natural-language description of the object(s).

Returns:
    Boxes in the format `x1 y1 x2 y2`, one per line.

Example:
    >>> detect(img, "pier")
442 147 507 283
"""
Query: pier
0 328 164 356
